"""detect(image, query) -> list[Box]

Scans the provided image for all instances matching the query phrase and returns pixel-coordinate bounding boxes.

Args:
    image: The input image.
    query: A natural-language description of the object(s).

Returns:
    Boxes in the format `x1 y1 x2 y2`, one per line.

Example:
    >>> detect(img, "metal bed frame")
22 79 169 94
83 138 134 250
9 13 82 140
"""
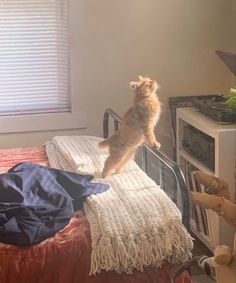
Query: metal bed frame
102 108 190 230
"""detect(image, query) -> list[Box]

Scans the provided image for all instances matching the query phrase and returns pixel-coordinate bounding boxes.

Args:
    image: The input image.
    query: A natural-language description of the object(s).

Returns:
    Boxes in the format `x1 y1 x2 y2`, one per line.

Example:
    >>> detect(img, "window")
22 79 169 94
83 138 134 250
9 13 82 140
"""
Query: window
0 0 87 134
0 0 70 116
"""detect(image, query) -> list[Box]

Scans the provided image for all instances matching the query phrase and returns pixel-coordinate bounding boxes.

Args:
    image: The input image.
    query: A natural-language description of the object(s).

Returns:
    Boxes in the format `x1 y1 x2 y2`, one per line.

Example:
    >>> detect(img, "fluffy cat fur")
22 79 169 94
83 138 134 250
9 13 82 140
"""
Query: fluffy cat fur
99 76 161 178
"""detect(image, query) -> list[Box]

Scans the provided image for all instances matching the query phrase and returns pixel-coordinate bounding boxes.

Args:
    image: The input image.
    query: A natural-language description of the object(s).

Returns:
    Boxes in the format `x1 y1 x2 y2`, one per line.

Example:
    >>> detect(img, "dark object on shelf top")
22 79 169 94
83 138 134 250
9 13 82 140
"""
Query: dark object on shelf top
192 96 236 124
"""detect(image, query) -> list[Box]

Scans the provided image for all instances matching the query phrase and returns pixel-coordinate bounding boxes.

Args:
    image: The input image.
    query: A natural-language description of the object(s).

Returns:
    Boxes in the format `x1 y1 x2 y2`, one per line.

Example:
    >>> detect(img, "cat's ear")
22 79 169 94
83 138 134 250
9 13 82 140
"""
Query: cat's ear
129 81 138 90
138 75 143 81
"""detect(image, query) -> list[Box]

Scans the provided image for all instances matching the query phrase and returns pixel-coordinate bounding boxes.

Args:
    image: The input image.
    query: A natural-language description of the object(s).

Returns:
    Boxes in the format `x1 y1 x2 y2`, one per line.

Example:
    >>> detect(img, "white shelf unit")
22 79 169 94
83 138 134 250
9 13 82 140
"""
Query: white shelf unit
176 107 236 251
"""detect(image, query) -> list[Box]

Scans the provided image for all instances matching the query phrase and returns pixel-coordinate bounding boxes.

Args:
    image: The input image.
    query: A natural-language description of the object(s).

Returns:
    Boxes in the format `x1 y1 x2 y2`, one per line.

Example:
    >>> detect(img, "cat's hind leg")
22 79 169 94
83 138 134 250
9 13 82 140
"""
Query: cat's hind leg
101 156 115 178
115 148 136 174
101 152 125 178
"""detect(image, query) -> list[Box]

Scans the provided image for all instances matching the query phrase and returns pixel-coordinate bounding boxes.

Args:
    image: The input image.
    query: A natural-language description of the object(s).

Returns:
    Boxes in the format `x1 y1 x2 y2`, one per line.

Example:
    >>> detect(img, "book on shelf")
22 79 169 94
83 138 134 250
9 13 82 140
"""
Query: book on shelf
180 157 199 230
180 156 219 248
191 171 209 236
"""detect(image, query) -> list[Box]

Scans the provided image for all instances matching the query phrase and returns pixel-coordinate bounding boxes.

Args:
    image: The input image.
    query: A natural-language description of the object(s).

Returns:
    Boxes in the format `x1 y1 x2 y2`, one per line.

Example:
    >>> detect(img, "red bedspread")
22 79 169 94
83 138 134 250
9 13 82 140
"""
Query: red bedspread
0 146 193 283
0 146 49 173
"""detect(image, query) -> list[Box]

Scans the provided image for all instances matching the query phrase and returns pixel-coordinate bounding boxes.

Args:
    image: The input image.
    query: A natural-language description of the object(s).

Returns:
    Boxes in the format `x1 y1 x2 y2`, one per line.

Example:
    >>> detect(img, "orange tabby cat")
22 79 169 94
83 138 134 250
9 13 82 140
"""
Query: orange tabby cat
99 76 161 178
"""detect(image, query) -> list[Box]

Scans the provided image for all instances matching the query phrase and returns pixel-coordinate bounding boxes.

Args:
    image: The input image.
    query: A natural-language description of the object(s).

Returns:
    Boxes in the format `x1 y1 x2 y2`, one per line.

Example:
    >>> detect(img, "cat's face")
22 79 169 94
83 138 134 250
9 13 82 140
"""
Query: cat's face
129 76 159 95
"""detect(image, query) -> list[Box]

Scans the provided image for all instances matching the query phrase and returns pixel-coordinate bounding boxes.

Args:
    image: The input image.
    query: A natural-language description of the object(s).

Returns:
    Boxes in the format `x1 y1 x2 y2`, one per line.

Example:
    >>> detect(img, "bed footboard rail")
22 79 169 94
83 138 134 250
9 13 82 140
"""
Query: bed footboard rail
102 108 190 230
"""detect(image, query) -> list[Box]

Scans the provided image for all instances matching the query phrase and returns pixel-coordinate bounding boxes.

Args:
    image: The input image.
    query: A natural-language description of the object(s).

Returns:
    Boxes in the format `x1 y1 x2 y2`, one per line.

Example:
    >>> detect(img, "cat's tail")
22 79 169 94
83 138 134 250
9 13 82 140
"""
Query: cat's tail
98 138 110 148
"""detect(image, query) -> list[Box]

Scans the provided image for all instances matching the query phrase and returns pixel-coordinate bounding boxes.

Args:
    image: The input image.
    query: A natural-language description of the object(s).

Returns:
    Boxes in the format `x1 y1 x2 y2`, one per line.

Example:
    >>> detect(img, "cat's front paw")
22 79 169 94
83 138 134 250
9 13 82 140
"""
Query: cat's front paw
152 141 161 148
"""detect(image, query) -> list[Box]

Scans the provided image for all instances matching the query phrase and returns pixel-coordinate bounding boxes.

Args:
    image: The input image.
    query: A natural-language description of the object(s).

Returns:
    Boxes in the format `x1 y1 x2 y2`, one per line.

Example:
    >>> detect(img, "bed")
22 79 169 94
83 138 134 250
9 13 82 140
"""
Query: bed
0 108 194 283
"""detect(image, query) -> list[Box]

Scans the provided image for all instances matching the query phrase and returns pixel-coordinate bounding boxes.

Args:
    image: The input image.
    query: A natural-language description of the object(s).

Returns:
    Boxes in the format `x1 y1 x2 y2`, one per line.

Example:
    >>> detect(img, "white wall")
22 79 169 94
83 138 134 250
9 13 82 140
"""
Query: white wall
0 0 235 155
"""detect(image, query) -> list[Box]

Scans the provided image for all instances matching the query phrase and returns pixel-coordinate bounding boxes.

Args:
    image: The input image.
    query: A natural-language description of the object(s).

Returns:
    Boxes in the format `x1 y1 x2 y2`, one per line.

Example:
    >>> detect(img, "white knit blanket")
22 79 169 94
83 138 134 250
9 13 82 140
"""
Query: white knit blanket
45 136 193 274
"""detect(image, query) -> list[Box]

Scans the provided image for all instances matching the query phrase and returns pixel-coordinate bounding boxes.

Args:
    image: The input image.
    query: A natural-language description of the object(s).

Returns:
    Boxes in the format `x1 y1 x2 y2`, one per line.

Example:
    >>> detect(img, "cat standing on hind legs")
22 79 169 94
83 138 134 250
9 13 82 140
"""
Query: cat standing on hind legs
99 75 162 178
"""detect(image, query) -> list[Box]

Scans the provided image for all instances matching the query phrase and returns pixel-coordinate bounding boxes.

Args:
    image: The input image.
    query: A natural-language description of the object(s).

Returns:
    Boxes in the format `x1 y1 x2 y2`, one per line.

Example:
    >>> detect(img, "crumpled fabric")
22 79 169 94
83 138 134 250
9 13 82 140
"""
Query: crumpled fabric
0 162 109 246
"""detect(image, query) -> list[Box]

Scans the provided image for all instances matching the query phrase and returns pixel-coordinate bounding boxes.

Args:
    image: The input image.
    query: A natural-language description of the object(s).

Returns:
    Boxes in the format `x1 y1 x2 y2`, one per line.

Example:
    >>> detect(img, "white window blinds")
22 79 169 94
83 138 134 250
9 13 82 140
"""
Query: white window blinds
0 0 70 116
